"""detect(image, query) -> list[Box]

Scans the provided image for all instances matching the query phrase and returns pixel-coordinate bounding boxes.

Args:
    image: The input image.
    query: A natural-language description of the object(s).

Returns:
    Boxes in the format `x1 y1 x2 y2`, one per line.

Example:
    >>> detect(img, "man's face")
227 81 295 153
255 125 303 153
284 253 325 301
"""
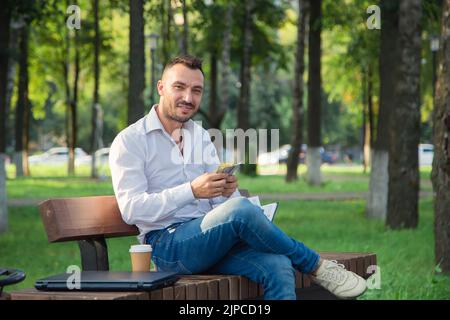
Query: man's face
157 64 204 123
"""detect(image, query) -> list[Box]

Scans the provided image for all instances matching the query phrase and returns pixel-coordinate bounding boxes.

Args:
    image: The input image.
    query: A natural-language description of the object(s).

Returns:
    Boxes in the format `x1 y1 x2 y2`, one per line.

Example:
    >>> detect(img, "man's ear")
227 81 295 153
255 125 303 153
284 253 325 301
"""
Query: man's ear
157 80 164 96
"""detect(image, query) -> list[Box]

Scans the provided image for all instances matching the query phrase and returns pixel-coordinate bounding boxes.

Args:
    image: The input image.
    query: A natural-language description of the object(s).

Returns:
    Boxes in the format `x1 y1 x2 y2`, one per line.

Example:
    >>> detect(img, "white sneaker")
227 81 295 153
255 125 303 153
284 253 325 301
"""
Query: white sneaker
311 259 367 299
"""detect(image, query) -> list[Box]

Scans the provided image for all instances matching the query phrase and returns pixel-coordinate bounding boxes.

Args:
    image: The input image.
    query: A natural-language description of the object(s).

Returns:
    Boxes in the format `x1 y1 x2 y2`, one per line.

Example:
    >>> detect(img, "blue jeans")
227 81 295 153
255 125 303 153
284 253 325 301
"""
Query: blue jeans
145 197 320 300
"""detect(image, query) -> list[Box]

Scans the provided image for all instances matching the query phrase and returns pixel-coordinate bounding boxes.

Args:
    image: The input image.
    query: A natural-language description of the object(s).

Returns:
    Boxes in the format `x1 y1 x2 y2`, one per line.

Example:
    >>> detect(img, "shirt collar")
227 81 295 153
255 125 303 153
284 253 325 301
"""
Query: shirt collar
144 104 194 134
144 105 164 133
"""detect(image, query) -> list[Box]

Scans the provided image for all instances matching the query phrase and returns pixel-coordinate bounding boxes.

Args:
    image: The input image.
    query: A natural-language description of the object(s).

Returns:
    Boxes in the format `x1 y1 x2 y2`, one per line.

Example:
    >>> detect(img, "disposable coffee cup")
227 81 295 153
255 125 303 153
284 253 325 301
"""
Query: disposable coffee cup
129 244 152 272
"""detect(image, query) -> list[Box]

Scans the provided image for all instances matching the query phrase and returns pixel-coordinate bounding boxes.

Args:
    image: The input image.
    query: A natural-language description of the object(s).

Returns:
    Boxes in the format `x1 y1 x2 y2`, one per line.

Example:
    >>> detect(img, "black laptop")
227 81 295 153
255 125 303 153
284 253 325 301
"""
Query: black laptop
35 271 179 291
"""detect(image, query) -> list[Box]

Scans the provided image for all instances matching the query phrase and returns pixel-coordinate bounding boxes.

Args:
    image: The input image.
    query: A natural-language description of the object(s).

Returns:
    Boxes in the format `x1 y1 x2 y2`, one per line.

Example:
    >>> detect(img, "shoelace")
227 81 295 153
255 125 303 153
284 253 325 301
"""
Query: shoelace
320 260 347 284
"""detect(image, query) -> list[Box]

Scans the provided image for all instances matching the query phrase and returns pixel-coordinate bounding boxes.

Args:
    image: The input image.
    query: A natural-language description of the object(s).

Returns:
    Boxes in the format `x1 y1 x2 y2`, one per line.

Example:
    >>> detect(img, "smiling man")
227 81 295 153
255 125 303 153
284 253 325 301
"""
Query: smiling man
109 55 367 300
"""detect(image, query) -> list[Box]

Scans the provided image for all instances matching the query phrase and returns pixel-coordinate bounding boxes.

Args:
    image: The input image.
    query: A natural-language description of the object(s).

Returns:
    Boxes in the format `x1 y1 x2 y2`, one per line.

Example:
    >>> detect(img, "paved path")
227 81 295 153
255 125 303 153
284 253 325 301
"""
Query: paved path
257 191 433 201
7 191 434 207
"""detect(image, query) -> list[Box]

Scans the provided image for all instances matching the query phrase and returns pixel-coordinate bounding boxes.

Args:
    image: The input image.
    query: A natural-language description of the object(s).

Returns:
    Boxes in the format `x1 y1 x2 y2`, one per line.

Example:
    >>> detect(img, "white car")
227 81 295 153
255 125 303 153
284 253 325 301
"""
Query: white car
418 144 434 166
257 144 291 165
94 147 110 165
28 147 91 166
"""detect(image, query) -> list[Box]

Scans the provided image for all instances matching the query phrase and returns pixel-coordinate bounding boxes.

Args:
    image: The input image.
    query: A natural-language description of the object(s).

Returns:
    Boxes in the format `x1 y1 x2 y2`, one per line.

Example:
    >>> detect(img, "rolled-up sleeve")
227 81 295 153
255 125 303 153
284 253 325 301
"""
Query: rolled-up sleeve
109 133 195 225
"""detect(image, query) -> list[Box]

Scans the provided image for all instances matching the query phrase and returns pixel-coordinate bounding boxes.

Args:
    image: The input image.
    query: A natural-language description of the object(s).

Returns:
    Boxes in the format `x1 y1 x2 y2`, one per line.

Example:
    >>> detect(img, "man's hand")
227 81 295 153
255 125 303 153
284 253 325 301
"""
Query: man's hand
190 173 229 198
222 174 238 198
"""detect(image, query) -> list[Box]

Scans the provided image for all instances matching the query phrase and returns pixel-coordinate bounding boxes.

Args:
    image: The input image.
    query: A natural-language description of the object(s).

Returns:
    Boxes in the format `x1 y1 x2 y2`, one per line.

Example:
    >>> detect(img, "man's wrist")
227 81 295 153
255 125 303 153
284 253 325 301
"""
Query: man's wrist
190 182 198 199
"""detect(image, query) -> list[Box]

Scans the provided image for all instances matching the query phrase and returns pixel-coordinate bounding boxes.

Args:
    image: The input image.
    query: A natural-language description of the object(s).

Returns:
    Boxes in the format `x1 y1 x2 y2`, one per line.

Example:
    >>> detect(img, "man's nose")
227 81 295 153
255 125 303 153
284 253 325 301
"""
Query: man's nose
183 90 193 103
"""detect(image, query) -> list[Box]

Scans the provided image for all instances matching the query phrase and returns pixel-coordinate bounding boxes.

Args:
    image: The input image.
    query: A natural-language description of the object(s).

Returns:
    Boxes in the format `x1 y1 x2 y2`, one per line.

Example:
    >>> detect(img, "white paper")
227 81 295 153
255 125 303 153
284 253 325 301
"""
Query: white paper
247 196 262 207
261 203 278 221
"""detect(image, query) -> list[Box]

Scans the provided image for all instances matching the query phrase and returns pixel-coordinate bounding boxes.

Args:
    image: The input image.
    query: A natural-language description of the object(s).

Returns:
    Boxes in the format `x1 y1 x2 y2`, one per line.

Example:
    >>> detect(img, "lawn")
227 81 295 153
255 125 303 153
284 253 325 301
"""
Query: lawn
1 164 448 299
1 199 448 299
5 164 433 199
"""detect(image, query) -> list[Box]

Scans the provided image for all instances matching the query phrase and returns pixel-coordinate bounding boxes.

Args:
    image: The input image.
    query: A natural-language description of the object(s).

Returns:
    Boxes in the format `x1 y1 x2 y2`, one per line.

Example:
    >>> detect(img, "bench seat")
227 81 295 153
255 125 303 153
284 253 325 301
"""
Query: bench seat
10 252 376 300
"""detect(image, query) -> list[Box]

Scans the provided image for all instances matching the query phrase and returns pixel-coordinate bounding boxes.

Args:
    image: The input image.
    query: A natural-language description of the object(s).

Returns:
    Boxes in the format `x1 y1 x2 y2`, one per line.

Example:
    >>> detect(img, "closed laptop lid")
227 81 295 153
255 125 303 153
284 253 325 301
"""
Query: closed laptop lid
35 271 179 291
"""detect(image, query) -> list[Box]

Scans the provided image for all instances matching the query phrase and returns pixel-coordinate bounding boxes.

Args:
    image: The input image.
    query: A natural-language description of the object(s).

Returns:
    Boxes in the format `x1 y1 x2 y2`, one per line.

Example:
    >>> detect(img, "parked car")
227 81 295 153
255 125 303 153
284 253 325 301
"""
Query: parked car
28 147 91 166
418 143 434 166
94 147 110 165
257 144 291 165
297 146 337 165
257 144 337 165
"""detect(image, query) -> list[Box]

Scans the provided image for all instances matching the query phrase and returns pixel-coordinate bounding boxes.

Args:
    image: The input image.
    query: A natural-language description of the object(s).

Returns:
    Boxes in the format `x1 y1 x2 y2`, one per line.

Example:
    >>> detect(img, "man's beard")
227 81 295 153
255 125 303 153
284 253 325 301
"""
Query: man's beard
163 101 197 123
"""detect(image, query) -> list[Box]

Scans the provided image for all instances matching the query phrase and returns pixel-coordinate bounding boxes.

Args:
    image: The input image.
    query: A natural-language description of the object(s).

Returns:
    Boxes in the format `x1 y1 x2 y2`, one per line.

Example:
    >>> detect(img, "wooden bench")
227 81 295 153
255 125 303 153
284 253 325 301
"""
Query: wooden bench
9 190 377 300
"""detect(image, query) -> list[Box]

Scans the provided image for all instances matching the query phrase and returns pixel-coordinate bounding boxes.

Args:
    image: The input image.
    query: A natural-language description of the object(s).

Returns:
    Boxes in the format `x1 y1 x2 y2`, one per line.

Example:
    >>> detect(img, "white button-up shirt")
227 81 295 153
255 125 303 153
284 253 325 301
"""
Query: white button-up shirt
109 105 240 243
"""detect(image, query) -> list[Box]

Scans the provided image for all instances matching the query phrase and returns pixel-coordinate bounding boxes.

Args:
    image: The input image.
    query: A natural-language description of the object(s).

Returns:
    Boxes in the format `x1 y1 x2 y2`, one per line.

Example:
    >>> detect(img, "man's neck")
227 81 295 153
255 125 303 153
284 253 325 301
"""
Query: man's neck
155 105 183 136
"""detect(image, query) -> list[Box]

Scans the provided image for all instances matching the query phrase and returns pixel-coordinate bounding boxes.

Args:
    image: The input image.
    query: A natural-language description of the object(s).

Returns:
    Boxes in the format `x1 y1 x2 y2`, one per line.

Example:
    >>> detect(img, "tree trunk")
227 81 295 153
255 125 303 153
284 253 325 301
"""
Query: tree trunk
363 110 371 172
287 0 308 182
23 99 30 178
209 3 234 159
387 0 422 229
367 0 399 219
209 46 226 130
64 0 72 176
128 0 146 125
431 0 450 274
161 0 172 65
15 23 30 177
238 0 256 176
306 0 322 185
5 23 19 155
0 6 11 233
181 0 188 55
362 67 373 173
0 154 6 233
68 25 80 176
218 4 233 130
209 49 218 129
367 67 374 171
22 24 30 178
368 66 374 148
91 0 100 179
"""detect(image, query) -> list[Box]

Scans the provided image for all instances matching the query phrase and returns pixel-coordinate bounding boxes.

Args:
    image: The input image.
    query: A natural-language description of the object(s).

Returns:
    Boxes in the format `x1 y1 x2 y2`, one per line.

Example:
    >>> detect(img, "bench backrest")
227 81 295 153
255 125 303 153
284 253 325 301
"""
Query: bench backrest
39 196 138 242
39 189 250 243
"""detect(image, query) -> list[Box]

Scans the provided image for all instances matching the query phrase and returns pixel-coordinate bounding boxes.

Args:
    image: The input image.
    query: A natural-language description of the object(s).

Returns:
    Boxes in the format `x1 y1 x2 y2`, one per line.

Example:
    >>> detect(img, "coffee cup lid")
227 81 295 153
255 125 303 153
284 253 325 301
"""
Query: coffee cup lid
129 244 152 253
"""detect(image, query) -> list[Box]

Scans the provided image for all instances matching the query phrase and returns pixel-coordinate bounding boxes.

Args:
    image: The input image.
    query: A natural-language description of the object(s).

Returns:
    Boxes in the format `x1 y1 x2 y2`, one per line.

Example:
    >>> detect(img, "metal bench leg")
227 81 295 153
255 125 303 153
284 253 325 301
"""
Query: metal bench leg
78 237 109 271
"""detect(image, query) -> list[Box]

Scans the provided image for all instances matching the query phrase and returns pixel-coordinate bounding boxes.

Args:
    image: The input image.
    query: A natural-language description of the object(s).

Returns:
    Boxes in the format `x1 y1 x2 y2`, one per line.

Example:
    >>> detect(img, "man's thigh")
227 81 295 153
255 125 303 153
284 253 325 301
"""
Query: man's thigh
153 200 249 273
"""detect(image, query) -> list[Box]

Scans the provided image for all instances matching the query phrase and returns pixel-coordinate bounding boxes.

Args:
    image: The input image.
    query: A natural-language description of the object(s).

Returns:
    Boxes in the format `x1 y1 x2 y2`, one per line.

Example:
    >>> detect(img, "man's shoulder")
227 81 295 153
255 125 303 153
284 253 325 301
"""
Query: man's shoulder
111 117 147 147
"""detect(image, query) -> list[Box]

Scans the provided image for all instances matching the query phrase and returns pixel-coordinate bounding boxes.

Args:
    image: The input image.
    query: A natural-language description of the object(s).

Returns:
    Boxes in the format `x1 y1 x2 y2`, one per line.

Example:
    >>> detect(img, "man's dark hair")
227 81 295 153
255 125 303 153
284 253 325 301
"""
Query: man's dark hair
163 55 204 76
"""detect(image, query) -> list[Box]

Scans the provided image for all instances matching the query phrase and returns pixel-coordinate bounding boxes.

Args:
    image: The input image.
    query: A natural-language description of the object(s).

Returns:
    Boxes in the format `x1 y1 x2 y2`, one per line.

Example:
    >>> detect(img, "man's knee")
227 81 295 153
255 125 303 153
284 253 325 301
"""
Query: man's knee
225 197 261 222
202 197 259 230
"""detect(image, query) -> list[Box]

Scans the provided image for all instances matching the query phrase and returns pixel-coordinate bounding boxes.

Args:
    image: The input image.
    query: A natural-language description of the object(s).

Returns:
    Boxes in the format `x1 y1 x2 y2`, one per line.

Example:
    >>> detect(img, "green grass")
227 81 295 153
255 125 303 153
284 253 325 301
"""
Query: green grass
2 164 445 299
5 164 433 199
6 177 114 199
270 199 450 299
6 163 110 179
238 174 370 193
1 199 449 299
